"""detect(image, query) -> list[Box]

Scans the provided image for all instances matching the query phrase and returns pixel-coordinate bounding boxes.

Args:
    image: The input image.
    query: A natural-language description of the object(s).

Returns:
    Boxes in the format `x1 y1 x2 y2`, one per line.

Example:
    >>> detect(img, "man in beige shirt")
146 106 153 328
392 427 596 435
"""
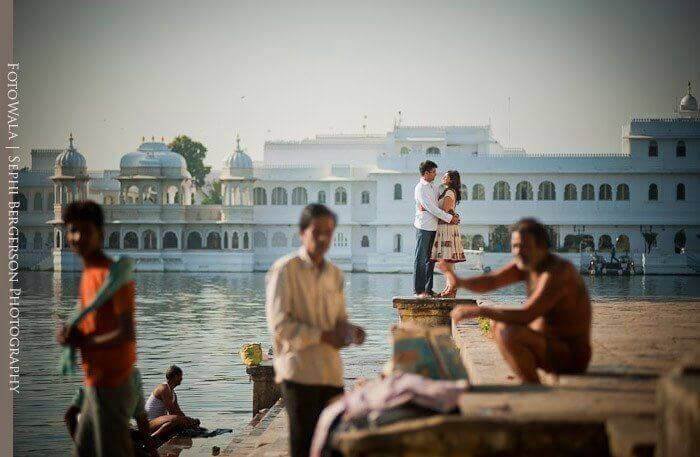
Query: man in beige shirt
266 204 365 457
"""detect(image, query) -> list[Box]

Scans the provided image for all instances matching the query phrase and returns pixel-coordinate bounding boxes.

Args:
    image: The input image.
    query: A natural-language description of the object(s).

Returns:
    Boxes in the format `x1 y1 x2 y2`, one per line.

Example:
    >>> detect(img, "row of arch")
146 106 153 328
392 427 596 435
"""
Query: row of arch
103 230 251 250
399 146 441 156
253 187 349 206
648 140 688 157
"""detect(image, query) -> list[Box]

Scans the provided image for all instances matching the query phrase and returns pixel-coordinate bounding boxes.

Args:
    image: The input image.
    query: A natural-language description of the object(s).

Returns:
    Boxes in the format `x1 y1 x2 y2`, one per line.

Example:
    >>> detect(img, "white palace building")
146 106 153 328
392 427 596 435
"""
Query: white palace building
17 85 700 274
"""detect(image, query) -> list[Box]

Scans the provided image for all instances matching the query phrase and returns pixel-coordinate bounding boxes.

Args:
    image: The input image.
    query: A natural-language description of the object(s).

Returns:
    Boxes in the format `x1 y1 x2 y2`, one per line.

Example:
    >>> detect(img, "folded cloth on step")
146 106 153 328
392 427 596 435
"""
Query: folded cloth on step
310 372 468 457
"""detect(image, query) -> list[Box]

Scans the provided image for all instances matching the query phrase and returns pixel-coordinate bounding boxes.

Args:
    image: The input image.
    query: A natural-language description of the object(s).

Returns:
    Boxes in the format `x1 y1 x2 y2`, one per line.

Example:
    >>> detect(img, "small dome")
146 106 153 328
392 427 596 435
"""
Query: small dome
119 138 189 178
55 134 87 171
224 135 253 170
679 81 698 112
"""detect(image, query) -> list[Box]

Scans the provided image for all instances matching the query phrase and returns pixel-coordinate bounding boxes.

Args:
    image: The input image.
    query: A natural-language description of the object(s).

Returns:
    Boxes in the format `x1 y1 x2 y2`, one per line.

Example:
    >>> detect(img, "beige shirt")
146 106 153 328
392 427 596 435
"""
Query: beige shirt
265 248 348 387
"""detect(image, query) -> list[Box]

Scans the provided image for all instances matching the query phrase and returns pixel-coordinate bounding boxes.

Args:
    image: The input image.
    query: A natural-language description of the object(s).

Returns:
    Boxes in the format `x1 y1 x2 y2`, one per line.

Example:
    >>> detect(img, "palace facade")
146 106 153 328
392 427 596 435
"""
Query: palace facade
17 85 700 274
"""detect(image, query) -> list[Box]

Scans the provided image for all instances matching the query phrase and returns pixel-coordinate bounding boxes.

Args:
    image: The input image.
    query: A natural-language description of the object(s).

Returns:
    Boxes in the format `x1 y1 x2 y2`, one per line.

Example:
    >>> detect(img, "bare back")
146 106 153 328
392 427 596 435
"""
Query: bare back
527 254 591 343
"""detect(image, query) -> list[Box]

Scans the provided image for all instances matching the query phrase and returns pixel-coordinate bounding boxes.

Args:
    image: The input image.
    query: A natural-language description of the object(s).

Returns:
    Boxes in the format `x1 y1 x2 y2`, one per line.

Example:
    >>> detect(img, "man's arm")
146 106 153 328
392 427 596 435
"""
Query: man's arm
416 184 453 223
477 271 564 325
441 260 524 293
159 385 185 417
59 282 136 349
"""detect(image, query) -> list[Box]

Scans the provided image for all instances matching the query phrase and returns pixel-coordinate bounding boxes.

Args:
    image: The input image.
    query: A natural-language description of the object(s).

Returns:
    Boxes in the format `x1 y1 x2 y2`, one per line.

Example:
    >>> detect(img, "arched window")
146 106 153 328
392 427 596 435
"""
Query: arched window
564 184 577 201
426 147 440 156
163 232 178 249
648 183 658 201
18 232 26 250
291 187 308 205
33 233 42 250
472 234 485 250
460 184 468 200
580 235 595 251
206 232 222 249
598 234 613 251
17 193 27 211
461 235 471 250
648 140 658 157
400 146 410 156
334 233 348 247
223 231 228 249
253 231 269 248
563 235 578 252
232 232 239 249
493 181 511 200
186 232 202 249
472 184 485 200
361 191 370 204
599 184 612 201
143 230 157 250
124 232 139 249
616 184 630 201
361 235 370 248
616 235 630 252
676 183 685 201
55 231 61 248
126 185 139 204
272 232 287 247
581 184 595 200
393 184 402 200
334 187 347 205
243 232 250 249
393 234 402 252
271 187 288 205
515 181 533 200
143 186 158 204
538 181 556 200
676 140 686 157
166 185 180 205
674 230 686 254
33 193 43 211
317 191 326 204
253 187 267 205
107 232 120 249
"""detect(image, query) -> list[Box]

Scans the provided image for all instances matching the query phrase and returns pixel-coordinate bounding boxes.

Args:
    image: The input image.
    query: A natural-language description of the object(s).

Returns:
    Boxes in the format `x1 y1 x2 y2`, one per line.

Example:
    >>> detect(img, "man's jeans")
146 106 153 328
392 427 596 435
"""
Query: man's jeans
414 229 437 294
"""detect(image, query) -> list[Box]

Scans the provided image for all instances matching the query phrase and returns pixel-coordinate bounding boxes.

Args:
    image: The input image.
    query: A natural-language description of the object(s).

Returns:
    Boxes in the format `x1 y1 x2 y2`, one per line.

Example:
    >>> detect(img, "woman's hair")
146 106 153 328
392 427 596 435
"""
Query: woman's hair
439 170 462 204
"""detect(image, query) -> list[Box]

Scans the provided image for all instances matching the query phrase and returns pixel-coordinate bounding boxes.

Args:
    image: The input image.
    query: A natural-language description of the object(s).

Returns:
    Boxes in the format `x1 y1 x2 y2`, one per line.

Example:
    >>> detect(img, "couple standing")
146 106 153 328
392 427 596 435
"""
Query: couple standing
413 160 466 298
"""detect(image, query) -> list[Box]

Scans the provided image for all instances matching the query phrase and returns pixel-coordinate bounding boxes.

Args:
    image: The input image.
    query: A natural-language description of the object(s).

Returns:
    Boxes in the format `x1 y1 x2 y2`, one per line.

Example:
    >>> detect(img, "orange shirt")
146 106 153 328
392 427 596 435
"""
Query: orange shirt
78 257 137 387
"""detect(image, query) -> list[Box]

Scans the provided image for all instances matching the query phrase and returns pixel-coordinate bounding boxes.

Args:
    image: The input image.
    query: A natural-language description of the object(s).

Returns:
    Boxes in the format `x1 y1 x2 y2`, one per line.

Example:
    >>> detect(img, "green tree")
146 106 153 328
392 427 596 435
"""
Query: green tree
168 135 211 187
202 181 222 205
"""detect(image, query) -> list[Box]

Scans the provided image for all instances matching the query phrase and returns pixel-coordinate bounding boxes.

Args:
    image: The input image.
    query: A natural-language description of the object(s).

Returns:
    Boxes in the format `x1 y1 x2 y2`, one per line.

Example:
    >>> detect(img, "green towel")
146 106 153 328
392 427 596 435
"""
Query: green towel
59 257 135 376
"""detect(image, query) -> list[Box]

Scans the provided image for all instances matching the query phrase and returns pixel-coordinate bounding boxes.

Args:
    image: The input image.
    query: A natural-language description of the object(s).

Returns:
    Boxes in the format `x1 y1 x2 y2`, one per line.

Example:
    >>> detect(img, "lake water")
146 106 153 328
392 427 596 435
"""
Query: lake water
12 271 700 456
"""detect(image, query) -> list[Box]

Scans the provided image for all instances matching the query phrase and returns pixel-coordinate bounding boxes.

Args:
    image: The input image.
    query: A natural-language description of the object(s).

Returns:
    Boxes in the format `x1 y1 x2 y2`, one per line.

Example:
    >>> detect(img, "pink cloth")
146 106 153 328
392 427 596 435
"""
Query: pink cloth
311 372 468 456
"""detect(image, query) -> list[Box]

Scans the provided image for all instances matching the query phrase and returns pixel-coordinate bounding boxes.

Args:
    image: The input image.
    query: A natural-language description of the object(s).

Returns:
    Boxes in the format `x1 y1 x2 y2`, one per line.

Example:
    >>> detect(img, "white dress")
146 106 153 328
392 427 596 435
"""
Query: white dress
430 189 466 263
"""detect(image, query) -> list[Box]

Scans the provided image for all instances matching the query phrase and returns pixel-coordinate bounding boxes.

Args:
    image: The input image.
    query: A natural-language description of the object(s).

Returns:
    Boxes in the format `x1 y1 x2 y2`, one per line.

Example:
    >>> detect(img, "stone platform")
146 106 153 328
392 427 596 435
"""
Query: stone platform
332 299 700 456
392 296 477 327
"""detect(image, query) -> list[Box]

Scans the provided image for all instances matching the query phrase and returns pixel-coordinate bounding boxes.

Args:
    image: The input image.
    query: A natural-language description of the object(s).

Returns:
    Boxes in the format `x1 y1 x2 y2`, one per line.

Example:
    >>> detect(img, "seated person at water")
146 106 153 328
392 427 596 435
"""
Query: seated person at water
438 218 592 384
144 365 200 439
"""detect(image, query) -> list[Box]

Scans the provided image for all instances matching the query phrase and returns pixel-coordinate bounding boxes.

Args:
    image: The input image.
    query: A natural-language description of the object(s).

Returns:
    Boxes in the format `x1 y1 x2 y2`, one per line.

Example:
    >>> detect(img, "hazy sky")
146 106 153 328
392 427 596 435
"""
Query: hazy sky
14 0 700 170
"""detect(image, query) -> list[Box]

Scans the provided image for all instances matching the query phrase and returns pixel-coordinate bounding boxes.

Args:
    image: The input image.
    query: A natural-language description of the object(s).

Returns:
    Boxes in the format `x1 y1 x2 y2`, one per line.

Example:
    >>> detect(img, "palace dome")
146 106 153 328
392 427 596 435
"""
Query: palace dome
55 134 87 174
679 81 698 112
223 135 253 170
120 139 191 179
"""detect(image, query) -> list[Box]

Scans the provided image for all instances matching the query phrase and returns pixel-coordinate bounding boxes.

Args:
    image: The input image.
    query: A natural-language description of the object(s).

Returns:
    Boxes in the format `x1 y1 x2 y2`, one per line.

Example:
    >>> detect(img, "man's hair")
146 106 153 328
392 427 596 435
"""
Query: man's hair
299 204 337 231
419 160 438 175
511 218 551 248
166 365 183 381
62 201 104 233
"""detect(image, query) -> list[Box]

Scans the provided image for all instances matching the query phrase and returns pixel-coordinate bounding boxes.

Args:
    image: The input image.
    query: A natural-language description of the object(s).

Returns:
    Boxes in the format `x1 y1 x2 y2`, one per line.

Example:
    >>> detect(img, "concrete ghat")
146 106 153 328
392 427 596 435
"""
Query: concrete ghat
392 296 477 327
332 299 700 456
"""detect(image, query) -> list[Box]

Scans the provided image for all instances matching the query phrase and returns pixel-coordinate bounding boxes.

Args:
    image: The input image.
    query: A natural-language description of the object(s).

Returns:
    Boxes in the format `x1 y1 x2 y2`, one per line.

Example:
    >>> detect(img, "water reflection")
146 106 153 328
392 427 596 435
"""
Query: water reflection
13 271 700 456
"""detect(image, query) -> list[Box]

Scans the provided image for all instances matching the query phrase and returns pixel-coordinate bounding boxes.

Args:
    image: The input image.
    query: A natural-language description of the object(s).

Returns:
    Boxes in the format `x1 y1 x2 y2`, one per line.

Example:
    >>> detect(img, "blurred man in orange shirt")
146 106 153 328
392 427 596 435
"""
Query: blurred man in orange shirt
57 201 140 457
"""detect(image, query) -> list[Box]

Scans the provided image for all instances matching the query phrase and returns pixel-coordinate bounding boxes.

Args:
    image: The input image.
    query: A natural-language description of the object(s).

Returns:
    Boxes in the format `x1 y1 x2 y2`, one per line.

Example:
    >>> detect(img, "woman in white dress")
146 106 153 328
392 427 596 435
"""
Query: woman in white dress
430 170 465 297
